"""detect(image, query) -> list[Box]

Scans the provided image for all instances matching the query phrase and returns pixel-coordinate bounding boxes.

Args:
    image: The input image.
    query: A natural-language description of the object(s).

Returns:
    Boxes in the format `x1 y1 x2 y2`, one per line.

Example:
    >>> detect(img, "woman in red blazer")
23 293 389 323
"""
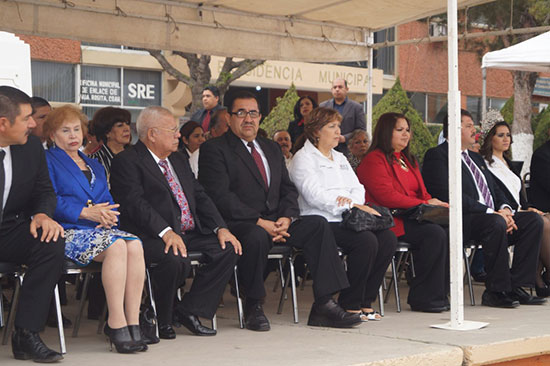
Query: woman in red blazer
357 112 449 313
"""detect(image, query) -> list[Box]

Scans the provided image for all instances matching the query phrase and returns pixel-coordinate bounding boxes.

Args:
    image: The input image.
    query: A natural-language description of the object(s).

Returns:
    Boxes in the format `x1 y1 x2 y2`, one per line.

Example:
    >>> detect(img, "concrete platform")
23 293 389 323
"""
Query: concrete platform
1 275 550 366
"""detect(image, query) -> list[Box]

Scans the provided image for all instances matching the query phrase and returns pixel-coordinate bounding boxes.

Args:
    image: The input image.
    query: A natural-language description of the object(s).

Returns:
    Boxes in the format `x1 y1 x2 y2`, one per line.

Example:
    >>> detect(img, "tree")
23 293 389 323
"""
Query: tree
147 51 264 113
261 84 300 138
372 78 435 163
467 0 550 172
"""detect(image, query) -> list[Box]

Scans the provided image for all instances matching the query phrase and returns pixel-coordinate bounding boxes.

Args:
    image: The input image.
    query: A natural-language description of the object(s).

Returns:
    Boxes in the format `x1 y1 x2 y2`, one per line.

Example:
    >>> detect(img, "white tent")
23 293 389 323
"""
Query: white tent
482 31 550 72
0 0 495 331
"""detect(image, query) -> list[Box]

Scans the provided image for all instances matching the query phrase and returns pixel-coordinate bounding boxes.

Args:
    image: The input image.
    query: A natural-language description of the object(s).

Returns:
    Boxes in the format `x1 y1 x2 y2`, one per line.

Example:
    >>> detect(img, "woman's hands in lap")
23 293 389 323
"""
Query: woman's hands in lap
81 202 120 229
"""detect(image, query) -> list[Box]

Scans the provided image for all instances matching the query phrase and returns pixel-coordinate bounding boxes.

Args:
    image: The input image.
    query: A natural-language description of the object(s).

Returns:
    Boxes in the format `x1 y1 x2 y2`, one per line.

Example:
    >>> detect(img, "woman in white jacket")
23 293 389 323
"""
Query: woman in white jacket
289 107 397 320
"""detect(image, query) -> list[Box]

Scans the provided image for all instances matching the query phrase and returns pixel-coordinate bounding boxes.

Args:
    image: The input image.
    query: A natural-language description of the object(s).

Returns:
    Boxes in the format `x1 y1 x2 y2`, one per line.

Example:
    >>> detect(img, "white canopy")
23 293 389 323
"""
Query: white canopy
1 0 489 62
482 31 550 72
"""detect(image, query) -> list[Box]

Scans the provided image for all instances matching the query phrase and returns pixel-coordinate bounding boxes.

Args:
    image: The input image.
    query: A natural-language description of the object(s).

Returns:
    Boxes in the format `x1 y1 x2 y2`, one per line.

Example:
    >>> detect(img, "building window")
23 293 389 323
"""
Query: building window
31 61 75 103
427 94 447 123
374 28 395 75
407 91 427 121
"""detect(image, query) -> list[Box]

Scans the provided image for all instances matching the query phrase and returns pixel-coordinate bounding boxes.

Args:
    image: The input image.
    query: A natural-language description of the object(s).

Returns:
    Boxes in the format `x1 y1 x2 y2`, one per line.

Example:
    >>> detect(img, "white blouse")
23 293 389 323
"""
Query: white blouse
485 155 521 208
187 148 200 179
288 139 365 222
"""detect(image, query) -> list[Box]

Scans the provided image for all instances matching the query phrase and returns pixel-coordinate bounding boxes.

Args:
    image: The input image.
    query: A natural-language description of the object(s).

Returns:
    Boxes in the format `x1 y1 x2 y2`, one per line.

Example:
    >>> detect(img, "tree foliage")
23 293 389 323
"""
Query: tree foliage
533 107 550 150
372 78 435 163
261 84 300 138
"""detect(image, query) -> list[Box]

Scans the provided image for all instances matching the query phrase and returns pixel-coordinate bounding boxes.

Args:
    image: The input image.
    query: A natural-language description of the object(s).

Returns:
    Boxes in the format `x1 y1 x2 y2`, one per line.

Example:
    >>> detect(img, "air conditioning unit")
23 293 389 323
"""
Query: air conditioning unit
429 23 447 37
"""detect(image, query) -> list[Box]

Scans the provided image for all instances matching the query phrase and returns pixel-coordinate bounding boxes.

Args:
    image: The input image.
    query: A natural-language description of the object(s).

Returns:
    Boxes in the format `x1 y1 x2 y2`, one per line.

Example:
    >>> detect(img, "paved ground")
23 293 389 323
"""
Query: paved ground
1 274 549 366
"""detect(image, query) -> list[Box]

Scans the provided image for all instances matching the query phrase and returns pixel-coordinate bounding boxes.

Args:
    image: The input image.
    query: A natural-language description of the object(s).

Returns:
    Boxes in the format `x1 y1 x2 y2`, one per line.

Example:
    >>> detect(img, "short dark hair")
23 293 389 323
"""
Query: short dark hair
368 112 417 168
31 96 51 111
203 85 220 98
91 107 132 144
228 90 261 113
178 120 202 150
332 78 348 88
443 109 473 139
209 107 228 131
0 86 32 124
293 96 318 121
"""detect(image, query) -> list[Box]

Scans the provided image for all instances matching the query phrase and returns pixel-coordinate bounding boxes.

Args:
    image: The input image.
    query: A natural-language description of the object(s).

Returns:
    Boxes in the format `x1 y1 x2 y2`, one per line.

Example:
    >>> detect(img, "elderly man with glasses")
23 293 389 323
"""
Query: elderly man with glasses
110 106 241 340
199 91 361 332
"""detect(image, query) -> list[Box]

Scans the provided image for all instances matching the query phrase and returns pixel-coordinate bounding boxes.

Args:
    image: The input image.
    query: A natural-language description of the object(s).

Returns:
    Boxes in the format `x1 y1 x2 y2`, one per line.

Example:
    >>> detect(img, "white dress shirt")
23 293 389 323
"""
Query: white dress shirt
289 139 365 222
186 148 200 179
485 155 521 208
241 138 271 186
1 146 12 210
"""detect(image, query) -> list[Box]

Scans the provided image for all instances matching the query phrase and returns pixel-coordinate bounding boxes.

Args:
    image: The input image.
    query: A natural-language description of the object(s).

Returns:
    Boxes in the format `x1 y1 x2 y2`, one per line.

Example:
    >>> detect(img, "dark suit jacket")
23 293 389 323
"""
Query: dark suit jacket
190 104 224 129
109 140 226 240
529 141 550 212
319 97 366 143
46 146 114 230
422 141 510 214
2 135 57 232
198 130 300 225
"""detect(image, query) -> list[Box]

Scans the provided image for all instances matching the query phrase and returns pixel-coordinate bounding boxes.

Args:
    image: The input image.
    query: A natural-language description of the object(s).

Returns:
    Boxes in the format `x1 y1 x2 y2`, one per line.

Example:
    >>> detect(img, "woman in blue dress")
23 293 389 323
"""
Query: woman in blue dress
43 105 146 354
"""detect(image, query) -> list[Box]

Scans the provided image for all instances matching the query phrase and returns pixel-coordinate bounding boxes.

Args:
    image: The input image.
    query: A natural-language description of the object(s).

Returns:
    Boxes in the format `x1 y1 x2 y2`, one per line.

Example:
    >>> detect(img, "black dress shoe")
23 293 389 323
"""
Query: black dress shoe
410 305 448 313
12 328 63 363
158 324 176 339
244 301 270 331
481 290 519 308
178 313 216 336
127 325 148 352
46 312 72 329
536 285 550 298
472 271 487 283
103 324 142 353
307 299 362 328
508 287 547 305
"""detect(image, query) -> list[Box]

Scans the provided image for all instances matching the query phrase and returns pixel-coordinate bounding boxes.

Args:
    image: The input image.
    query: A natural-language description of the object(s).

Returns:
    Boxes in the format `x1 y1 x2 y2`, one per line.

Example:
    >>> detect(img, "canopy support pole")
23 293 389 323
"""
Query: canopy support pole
432 0 488 331
366 30 374 136
482 67 488 119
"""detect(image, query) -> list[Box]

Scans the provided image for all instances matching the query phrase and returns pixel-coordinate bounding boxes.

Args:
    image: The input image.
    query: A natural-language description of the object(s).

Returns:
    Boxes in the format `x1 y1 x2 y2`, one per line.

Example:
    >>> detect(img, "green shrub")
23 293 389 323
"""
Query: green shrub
261 83 299 138
427 124 443 141
500 96 514 125
533 107 550 151
372 78 435 163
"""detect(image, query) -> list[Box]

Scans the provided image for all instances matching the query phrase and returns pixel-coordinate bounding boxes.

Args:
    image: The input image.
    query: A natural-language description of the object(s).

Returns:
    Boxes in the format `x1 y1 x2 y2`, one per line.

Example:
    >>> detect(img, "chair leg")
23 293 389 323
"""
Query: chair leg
378 285 385 317
463 248 476 306
385 252 404 303
388 256 402 313
3 275 22 345
96 305 107 335
72 273 91 337
53 285 66 354
300 266 309 291
145 269 159 338
0 283 4 329
211 314 217 330
289 257 298 324
233 266 244 329
277 263 291 315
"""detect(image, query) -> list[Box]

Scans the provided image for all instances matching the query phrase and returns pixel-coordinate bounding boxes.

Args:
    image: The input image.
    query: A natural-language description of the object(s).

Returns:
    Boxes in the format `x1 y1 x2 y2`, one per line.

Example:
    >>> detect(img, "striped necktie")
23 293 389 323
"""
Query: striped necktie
462 151 494 209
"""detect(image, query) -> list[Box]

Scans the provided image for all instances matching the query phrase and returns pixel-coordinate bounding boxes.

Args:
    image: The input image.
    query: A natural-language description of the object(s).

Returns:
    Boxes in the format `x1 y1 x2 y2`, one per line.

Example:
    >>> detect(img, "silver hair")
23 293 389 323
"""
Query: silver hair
347 129 370 147
136 106 174 140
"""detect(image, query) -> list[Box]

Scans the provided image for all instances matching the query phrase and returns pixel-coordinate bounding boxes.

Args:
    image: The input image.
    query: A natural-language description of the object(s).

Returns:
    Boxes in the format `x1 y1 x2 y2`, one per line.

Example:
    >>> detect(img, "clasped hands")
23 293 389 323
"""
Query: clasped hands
81 202 120 229
257 217 291 243
495 208 517 233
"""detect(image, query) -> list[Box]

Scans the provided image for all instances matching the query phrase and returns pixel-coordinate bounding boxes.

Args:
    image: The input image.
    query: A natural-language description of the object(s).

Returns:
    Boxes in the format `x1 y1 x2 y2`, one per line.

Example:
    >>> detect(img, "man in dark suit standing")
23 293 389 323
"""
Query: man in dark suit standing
199 91 361 331
190 86 224 133
319 78 366 154
110 106 240 339
422 109 544 308
0 86 65 362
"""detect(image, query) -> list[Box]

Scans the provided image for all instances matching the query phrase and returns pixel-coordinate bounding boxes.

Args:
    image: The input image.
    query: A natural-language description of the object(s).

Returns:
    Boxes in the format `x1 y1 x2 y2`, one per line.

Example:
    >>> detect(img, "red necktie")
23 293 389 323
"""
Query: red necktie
247 141 268 189
202 110 211 132
158 159 195 232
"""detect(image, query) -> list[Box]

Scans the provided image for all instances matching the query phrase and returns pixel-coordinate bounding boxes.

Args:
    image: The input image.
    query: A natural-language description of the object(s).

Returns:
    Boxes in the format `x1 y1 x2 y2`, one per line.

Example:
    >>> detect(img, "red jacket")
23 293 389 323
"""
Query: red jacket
357 149 431 237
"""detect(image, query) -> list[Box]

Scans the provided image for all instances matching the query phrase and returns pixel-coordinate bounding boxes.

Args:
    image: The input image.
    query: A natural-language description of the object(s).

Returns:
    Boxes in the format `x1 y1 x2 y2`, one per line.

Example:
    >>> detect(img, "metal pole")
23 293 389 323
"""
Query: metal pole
482 67 487 119
366 30 374 137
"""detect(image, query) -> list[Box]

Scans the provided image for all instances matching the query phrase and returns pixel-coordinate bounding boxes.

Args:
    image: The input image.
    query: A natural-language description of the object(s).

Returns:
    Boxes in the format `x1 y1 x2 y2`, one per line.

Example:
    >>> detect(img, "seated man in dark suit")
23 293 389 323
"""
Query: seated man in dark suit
0 86 65 362
199 90 361 331
422 109 544 308
110 106 241 339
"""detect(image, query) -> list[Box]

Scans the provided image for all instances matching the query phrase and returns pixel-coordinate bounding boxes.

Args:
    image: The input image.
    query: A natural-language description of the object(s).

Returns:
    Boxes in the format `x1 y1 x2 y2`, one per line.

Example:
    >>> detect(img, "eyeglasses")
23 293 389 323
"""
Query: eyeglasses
230 109 260 119
153 126 179 135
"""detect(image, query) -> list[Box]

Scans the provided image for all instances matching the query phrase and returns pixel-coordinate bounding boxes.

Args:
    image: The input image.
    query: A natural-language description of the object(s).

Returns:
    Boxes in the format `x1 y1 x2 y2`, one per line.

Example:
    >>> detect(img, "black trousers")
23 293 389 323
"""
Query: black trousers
231 215 349 302
399 220 448 308
467 211 542 292
142 231 238 325
0 222 64 331
331 224 397 310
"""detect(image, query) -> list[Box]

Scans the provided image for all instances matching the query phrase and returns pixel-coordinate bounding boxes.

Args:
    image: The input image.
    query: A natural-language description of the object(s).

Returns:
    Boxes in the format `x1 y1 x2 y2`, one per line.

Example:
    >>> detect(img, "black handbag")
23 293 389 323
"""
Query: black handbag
392 204 449 226
341 205 395 232
139 303 160 344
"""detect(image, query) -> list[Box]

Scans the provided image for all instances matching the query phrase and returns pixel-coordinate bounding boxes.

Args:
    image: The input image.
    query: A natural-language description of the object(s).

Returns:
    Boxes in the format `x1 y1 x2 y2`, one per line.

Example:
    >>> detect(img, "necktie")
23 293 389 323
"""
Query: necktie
462 151 494 209
158 159 195 232
247 141 268 189
0 150 4 225
202 110 211 132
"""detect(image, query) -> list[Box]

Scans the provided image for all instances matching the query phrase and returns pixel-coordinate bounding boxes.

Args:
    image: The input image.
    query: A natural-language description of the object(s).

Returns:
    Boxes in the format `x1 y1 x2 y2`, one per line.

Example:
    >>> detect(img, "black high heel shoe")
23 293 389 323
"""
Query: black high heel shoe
128 325 148 352
104 324 142 353
536 284 550 298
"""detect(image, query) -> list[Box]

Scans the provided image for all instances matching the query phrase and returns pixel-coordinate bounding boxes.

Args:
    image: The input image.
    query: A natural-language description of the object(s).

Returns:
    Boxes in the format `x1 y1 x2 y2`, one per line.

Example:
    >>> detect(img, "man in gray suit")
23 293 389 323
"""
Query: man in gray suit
319 78 366 154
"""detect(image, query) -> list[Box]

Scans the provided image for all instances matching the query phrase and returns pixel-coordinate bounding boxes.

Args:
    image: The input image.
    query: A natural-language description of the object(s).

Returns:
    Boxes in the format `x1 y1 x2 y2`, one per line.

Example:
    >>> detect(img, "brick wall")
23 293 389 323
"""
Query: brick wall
18 35 81 64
